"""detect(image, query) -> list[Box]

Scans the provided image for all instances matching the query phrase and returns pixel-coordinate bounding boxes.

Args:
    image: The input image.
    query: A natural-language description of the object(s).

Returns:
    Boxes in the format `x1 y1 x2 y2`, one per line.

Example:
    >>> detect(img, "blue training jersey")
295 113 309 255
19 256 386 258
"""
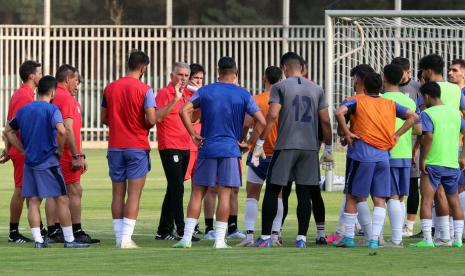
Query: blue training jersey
190 82 259 159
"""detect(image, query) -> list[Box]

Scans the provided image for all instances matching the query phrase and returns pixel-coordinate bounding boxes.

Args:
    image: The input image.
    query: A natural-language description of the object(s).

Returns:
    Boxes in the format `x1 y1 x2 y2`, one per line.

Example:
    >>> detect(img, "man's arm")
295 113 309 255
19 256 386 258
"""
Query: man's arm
101 107 108 126
247 111 266 147
318 107 332 146
63 118 79 156
420 132 432 174
394 109 419 139
0 130 11 163
156 85 183 123
335 105 359 146
3 124 23 154
56 122 66 157
180 101 203 146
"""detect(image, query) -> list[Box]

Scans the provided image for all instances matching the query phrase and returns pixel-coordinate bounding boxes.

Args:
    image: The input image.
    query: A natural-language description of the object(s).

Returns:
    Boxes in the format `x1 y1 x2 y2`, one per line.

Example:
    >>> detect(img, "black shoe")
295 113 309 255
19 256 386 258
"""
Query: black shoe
8 231 32 243
191 235 201 242
47 229 65 243
155 233 181 241
410 230 423 239
355 229 365 236
74 231 100 244
315 236 327 245
64 240 90 248
194 224 203 235
41 227 48 238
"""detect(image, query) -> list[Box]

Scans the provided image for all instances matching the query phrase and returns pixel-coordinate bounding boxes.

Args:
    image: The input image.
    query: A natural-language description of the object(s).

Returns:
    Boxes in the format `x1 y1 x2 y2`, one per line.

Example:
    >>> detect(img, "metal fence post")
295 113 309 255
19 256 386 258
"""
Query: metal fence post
282 0 290 53
166 0 173 78
44 0 51 75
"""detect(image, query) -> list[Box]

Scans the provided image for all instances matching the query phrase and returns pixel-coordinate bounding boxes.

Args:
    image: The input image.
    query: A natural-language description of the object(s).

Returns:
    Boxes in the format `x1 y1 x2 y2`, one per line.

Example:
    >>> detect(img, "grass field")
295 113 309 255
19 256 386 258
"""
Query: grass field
0 150 464 275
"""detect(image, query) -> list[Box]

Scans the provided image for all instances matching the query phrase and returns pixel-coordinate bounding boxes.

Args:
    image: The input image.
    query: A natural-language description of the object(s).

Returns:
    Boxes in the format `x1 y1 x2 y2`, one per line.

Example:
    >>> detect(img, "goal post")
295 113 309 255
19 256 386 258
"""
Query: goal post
324 10 465 191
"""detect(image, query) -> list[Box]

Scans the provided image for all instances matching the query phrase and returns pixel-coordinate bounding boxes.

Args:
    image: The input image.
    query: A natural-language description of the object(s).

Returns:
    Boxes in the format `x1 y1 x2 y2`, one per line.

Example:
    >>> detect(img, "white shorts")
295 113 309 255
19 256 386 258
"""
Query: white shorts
246 166 265 184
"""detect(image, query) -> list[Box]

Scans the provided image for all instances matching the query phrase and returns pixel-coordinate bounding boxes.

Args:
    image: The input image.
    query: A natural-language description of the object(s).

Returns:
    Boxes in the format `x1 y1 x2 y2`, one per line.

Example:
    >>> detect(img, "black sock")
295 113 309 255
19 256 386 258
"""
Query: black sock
205 218 214 233
48 225 57 236
40 221 44 230
228 215 238 234
73 223 82 233
9 223 19 234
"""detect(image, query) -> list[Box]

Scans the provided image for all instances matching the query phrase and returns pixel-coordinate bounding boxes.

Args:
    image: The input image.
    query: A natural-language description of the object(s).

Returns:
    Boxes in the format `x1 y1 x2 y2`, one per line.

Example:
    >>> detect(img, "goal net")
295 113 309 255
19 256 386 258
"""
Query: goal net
324 10 465 191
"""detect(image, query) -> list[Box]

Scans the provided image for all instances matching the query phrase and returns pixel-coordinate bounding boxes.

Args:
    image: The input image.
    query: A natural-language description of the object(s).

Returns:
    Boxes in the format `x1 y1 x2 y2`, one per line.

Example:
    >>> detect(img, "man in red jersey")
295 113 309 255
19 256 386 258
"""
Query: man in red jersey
1 60 42 243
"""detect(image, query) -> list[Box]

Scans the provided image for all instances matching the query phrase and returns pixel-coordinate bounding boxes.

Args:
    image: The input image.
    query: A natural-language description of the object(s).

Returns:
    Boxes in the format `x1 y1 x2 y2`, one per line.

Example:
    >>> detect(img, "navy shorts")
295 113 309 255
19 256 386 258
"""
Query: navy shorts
107 150 151 182
22 165 67 199
426 165 461 195
347 159 391 198
193 157 242 187
390 167 410 196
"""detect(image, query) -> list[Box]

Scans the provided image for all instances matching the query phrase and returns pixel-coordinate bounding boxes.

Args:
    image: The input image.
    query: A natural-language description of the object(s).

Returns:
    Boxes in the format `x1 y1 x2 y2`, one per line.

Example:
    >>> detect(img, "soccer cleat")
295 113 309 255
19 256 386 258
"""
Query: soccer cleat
434 239 452 247
172 240 192 248
452 241 462 248
355 229 365 236
334 237 356 248
227 229 246 239
64 240 90 248
8 232 32 243
409 240 435 248
34 241 48 248
368 239 379 249
193 224 203 235
410 230 423 239
236 239 255 247
326 232 342 243
315 236 327 245
41 227 48 238
254 237 272 248
213 241 231 249
119 240 139 249
74 231 100 244
295 239 307 248
204 230 216 240
155 233 181 241
383 240 404 248
47 229 64 243
191 235 201 242
402 225 413 237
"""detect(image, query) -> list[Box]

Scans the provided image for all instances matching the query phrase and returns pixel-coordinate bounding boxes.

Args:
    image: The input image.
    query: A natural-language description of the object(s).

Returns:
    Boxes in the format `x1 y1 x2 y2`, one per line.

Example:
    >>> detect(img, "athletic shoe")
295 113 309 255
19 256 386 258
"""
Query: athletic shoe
295 239 307 248
64 240 90 248
173 240 192 248
155 233 181 241
434 239 452 247
74 231 100 244
368 239 379 249
452 241 462 248
410 230 423 239
213 241 231 249
402 225 413 237
191 235 201 242
378 235 385 246
254 237 272 248
41 227 48 238
34 241 48 248
227 229 246 239
334 237 356 248
326 232 342 243
409 240 435 248
236 239 255 247
47 230 64 243
119 240 139 249
315 236 327 245
193 224 203 235
355 229 365 236
8 232 32 243
204 230 216 240
383 240 404 248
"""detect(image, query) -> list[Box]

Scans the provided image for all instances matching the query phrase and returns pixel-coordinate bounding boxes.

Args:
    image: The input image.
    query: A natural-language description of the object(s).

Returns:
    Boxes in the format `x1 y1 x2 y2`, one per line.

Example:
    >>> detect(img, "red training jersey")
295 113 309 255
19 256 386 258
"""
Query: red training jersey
184 88 202 152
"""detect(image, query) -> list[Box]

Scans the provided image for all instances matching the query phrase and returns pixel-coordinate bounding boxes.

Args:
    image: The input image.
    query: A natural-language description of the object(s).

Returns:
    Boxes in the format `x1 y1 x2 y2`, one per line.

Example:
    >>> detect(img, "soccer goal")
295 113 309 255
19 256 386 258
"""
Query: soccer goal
324 10 465 191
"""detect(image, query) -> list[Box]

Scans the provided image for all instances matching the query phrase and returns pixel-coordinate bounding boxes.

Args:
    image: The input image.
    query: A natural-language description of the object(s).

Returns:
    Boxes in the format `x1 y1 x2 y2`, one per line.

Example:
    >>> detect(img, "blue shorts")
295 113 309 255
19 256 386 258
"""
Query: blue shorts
193 157 242 187
246 152 271 180
458 170 465 186
22 165 67 199
347 159 390 198
107 149 151 182
390 167 410 196
426 165 460 195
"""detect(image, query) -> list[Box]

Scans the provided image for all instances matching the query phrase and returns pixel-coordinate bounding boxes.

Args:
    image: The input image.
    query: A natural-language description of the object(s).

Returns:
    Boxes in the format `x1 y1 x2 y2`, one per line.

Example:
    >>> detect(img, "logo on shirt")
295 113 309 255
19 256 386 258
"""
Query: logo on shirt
173 155 179 163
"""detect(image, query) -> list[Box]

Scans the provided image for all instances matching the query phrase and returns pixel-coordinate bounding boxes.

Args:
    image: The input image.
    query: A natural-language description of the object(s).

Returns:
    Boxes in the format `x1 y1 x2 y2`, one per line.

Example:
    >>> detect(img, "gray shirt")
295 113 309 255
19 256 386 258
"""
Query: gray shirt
270 77 328 151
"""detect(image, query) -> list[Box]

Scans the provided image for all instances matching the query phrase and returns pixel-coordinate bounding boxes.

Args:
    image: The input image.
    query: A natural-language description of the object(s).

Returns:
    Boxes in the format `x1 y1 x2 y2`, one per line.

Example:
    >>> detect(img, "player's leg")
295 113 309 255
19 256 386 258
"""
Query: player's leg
280 181 292 228
387 167 407 247
239 172 263 246
112 180 126 247
459 184 465 241
173 150 190 237
227 187 245 239
28 197 43 243
309 185 326 244
295 184 312 248
434 185 451 245
203 187 217 239
215 186 232 248
271 191 284 246
405 177 420 237
442 171 463 247
120 176 146 248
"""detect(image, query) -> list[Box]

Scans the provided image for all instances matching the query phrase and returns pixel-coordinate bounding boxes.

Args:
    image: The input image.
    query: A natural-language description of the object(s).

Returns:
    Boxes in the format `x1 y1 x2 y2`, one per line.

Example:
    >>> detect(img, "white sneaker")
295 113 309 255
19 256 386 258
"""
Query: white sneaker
204 230 216 240
236 239 254 247
120 240 139 249
434 238 452 247
378 235 385 246
227 229 246 239
383 240 404 248
402 225 413 237
213 241 231 249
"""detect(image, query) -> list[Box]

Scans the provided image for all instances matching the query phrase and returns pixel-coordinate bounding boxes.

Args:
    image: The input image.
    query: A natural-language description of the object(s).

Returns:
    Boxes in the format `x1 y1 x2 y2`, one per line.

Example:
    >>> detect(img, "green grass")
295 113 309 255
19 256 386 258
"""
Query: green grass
0 150 464 275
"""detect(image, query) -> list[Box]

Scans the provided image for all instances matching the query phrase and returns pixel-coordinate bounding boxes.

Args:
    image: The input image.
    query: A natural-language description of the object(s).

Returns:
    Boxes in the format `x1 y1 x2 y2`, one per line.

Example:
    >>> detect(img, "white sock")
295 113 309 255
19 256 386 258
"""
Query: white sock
316 224 325 239
62 226 75 243
112 219 123 244
121 217 136 243
400 200 406 231
459 191 465 215
31 227 44 243
432 207 440 239
356 201 372 240
387 199 403 244
454 220 464 243
215 221 228 245
181 218 197 243
406 220 415 231
260 235 271 240
338 196 346 226
244 198 258 239
449 216 455 240
421 219 433 243
371 207 386 241
438 215 450 241
343 212 358 239
296 235 306 242
271 198 284 234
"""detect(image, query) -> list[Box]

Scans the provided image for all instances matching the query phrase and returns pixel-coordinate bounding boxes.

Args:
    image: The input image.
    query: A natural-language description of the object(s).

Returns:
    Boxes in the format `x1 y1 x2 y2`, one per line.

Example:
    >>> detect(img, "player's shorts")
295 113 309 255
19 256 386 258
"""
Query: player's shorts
346 159 390 198
266 149 319 186
60 158 84 185
107 149 151 183
390 167 410 196
246 152 271 184
22 165 67 198
426 165 461 195
184 150 198 181
458 170 465 186
193 157 242 187
10 152 25 188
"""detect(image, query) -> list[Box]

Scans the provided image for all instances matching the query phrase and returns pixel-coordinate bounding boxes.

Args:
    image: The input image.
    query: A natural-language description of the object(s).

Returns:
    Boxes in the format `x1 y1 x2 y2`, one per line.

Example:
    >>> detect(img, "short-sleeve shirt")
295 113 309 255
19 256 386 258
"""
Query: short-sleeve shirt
251 91 278 157
189 82 259 159
9 101 63 167
269 77 328 151
102 77 155 150
399 78 420 106
185 88 202 152
52 84 82 160
155 83 191 151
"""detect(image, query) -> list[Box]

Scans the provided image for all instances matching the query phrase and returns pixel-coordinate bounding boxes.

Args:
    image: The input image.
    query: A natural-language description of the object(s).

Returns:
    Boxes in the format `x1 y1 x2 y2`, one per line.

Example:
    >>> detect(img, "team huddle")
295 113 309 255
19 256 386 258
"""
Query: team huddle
2 49 465 249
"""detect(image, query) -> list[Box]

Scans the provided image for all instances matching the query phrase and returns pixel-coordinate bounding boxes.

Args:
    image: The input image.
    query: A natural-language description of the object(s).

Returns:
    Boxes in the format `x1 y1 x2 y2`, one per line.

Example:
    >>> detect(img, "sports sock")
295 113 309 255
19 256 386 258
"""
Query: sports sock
296 235 306 242
205 218 214 233
244 198 258 233
181 218 197 243
356 201 372 240
400 200 406 231
343 212 358 239
215 221 228 245
437 215 450 241
227 215 238 235
421 219 433 243
62 226 75 243
316 224 325 239
406 220 415 231
121 217 136 243
453 220 464 243
432 207 440 239
112 219 123 244
387 199 403 244
336 196 346 235
72 223 82 233
449 216 455 240
271 198 284 234
31 227 44 243
9 223 19 235
371 207 386 241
